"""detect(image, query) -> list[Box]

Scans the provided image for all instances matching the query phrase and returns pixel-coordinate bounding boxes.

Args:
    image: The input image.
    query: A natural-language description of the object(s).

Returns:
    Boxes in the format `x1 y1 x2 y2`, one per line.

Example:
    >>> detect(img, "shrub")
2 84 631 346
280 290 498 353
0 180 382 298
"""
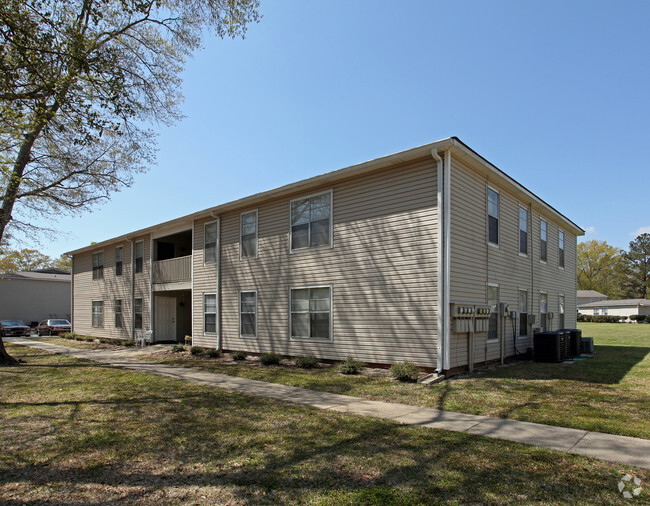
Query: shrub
294 354 318 369
59 332 74 340
172 344 185 352
338 356 364 375
122 339 135 347
389 362 421 383
631 314 647 322
190 346 204 356
232 351 247 361
260 352 282 365
84 336 96 342
74 335 85 341
577 313 585 322
207 348 221 358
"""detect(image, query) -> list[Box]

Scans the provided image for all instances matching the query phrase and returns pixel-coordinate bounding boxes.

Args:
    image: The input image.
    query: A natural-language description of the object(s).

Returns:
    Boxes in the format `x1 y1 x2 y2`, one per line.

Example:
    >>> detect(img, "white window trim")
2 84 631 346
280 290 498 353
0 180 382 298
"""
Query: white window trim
240 210 259 261
289 189 334 254
487 186 500 248
203 220 219 265
558 229 565 270
114 298 123 329
91 299 104 328
239 290 258 338
289 284 333 342
539 218 548 264
134 296 144 330
518 288 529 339
115 246 123 277
92 250 105 281
518 205 528 257
134 240 145 274
203 292 217 335
486 282 499 342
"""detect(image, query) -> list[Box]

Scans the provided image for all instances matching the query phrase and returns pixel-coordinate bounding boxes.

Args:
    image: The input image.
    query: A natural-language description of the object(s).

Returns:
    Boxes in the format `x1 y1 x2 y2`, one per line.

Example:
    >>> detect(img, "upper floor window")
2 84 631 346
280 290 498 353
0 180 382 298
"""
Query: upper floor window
519 207 528 254
92 252 104 280
115 246 123 276
204 221 218 264
240 211 258 259
291 192 331 250
135 241 144 273
487 188 499 245
558 230 565 268
540 219 547 262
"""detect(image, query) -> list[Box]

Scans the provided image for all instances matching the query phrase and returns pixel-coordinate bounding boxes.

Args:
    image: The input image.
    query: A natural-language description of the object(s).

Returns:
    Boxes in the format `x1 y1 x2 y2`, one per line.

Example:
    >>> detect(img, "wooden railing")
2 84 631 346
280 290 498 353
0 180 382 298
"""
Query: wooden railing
153 255 191 283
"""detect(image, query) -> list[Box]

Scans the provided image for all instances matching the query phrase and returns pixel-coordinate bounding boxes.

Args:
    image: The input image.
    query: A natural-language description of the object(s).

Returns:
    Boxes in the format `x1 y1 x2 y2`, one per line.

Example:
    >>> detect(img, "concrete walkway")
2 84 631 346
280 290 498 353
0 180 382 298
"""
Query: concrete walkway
7 337 650 470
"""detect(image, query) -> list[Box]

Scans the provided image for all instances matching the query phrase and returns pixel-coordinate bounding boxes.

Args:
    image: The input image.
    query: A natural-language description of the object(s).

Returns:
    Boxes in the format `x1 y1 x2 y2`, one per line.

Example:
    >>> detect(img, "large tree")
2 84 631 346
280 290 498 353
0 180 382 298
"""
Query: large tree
0 248 71 272
0 0 260 364
622 233 650 299
577 240 626 298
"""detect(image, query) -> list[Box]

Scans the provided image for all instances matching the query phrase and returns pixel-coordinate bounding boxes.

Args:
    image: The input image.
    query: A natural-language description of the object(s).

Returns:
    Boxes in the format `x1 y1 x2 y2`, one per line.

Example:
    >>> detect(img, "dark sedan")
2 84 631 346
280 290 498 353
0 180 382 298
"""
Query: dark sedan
36 319 72 336
0 320 31 337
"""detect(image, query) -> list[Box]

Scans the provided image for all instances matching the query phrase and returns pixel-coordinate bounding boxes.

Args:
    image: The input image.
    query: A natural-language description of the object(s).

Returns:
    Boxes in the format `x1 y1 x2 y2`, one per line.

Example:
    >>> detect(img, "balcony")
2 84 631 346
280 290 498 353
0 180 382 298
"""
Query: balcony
153 255 191 284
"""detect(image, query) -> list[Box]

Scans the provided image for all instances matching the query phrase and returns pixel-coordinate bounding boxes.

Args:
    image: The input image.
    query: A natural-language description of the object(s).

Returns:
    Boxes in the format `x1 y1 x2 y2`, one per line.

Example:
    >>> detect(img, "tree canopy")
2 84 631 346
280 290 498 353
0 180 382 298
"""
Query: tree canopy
0 248 70 272
623 233 650 298
0 0 260 247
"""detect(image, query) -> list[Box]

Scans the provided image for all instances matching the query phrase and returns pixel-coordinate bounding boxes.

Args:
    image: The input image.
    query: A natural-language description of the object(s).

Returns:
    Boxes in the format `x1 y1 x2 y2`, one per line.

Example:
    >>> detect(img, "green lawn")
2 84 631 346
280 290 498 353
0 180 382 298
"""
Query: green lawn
139 323 650 439
1 343 647 504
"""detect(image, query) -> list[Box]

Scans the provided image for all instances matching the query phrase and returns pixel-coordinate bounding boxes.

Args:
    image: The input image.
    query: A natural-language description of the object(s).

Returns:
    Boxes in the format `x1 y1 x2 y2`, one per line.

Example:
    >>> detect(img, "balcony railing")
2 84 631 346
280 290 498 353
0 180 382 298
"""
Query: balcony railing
153 255 191 284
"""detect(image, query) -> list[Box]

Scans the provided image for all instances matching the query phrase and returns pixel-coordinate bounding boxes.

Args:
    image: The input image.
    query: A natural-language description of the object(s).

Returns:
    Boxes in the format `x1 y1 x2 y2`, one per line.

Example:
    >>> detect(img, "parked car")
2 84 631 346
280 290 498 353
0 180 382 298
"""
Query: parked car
36 319 72 336
0 320 31 337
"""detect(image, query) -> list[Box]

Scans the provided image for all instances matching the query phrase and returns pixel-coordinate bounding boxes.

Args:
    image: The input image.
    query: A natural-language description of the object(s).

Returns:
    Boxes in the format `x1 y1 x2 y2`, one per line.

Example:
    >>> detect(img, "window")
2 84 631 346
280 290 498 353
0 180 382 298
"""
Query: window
291 192 331 250
134 297 143 330
558 231 565 268
594 308 600 316
487 188 499 245
115 246 123 276
602 307 608 315
290 286 331 340
204 294 217 334
92 300 104 327
519 207 528 254
240 291 257 337
519 290 528 337
204 221 218 264
135 241 144 274
559 295 565 329
92 252 104 280
540 292 548 332
240 211 257 259
487 284 499 341
114 299 123 328
540 219 547 262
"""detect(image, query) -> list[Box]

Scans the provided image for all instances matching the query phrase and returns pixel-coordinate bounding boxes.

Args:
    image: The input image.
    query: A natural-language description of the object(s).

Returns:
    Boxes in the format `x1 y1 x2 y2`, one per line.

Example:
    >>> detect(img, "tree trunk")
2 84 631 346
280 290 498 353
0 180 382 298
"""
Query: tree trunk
0 337 21 366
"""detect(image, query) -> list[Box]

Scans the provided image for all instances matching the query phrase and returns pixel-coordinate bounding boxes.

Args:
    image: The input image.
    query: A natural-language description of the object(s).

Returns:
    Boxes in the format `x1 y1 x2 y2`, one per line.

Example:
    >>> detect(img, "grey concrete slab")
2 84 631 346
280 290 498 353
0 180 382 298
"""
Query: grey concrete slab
6 337 650 470
570 431 650 470
395 409 493 432
466 417 587 452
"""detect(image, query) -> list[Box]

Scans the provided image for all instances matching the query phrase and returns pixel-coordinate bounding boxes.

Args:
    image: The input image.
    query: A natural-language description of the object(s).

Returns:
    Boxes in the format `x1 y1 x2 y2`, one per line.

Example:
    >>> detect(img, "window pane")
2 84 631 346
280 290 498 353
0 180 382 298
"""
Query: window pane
205 294 216 313
310 287 330 311
540 220 547 240
241 212 256 235
291 313 309 337
519 208 527 232
241 314 256 336
310 194 330 221
291 199 310 225
488 189 499 218
204 314 216 333
559 231 564 249
519 230 527 254
310 219 330 247
310 313 330 338
540 294 548 313
488 216 499 244
292 224 309 249
291 289 309 311
240 292 256 313
242 236 256 258
205 222 218 243
519 291 527 311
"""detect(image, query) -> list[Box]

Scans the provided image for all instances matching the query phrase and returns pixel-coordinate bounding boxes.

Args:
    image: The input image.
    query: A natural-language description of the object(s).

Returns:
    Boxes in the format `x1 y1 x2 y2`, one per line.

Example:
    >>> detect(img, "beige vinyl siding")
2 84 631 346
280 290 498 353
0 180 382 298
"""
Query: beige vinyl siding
192 217 219 347
448 157 578 368
72 240 137 339
216 158 439 367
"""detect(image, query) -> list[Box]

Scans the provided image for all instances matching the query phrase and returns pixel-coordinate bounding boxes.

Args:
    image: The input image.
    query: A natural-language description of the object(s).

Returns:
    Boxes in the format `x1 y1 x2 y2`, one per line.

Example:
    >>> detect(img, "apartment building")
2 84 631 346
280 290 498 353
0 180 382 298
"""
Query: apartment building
67 137 583 372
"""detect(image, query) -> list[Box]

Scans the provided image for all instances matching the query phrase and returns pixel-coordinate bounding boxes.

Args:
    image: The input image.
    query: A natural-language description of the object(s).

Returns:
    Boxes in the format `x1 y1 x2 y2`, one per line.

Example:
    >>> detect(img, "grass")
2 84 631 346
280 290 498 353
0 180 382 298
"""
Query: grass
36 335 118 350
141 324 650 439
1 343 647 504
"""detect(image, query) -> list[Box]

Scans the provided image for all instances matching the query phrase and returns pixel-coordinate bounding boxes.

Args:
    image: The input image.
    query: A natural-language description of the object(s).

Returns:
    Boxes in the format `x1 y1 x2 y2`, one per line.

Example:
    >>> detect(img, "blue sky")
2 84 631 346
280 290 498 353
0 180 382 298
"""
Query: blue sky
32 0 650 257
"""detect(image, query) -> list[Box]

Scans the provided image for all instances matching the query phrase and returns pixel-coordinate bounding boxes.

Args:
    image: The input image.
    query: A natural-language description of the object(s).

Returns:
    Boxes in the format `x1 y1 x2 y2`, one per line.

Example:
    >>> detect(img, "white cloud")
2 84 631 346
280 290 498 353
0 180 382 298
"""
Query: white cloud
630 226 650 237
584 226 597 235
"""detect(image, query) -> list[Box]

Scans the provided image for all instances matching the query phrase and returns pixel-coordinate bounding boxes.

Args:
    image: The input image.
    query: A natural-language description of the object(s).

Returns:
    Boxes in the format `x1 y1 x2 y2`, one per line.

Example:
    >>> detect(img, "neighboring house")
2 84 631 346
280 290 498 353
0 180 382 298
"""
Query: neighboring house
66 137 583 373
578 299 650 320
0 268 71 325
577 290 608 306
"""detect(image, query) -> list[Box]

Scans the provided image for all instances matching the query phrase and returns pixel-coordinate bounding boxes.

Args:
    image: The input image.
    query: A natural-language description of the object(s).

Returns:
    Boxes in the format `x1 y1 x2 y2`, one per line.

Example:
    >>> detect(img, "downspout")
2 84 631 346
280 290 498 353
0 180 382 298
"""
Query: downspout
432 149 450 372
127 237 135 340
149 236 154 341
210 210 221 351
69 255 74 333
443 150 451 371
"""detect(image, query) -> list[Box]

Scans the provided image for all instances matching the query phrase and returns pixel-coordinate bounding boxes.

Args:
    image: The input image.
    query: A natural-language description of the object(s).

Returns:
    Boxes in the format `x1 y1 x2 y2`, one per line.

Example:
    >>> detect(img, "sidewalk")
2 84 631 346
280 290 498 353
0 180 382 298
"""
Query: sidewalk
7 337 650 470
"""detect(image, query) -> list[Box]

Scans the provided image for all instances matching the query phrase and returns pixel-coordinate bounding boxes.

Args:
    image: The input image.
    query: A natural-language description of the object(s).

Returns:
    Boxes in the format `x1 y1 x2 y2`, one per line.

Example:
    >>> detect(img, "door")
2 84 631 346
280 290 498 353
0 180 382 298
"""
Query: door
155 297 177 342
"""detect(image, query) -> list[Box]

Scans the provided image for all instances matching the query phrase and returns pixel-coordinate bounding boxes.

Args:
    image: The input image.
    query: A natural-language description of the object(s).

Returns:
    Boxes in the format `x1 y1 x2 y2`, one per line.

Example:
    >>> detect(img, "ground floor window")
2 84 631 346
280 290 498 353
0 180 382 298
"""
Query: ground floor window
115 299 123 329
290 286 331 340
519 290 528 337
487 284 499 341
204 293 217 334
540 292 548 332
92 300 104 327
134 297 143 330
240 291 257 337
559 295 565 329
